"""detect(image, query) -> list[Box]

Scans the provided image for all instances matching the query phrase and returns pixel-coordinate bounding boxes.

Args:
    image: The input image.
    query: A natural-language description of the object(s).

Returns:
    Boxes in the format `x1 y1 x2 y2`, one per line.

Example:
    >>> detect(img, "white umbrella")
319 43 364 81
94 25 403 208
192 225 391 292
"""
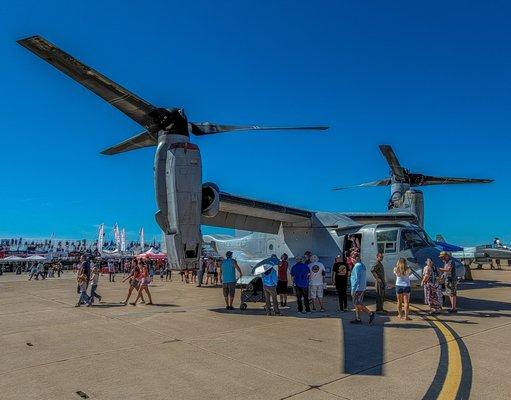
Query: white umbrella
0 256 26 263
25 255 47 261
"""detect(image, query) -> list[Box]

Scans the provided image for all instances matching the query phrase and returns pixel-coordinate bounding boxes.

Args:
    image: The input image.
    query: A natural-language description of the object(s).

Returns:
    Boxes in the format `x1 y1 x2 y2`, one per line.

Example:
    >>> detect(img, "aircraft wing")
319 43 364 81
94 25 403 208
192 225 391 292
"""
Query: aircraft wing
341 212 418 225
202 192 313 234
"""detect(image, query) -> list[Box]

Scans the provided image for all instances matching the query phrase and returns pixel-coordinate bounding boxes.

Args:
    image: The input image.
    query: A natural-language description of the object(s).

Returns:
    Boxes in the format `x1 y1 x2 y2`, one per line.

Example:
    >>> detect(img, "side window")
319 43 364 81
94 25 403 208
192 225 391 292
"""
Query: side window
376 230 398 254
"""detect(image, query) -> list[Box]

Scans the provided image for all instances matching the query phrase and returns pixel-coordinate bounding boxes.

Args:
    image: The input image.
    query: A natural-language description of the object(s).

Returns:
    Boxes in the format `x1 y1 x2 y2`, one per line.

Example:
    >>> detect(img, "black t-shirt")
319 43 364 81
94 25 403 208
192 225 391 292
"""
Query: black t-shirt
81 261 91 280
333 262 348 286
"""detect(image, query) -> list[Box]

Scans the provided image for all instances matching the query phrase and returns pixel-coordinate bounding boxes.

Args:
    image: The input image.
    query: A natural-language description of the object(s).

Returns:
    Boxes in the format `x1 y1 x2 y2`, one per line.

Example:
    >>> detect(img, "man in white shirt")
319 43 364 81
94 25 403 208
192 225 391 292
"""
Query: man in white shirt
309 255 326 312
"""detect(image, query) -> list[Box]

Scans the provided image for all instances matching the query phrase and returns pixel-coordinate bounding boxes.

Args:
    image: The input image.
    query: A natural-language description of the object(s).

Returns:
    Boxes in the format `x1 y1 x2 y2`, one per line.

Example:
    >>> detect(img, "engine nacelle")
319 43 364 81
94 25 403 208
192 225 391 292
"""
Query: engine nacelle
154 133 202 270
201 182 220 218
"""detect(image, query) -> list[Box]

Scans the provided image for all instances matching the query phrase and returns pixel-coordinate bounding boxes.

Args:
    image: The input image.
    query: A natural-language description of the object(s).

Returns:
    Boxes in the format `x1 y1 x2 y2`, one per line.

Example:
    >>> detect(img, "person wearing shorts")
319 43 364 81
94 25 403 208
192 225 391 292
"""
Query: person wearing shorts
308 255 326 312
439 251 458 313
350 255 375 324
220 252 242 310
394 258 412 320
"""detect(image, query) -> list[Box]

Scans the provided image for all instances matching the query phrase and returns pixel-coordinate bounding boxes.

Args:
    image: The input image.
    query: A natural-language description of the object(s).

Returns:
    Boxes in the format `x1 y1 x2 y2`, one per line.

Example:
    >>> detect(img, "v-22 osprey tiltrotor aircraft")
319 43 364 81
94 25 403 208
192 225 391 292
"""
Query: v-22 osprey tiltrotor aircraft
18 36 493 283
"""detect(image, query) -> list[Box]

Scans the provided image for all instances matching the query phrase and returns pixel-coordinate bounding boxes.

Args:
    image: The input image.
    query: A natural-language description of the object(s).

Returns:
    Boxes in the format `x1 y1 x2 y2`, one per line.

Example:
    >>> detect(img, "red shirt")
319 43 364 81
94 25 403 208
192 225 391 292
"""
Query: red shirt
278 260 288 281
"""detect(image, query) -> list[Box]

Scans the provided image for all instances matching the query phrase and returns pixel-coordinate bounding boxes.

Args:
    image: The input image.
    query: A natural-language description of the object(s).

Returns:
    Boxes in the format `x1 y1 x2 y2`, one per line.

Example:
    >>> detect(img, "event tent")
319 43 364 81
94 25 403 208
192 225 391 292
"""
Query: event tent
135 247 167 260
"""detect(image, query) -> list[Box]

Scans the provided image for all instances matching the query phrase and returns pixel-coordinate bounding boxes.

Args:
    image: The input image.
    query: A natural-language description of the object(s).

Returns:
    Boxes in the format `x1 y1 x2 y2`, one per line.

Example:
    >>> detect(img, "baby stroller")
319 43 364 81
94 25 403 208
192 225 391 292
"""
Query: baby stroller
238 275 265 310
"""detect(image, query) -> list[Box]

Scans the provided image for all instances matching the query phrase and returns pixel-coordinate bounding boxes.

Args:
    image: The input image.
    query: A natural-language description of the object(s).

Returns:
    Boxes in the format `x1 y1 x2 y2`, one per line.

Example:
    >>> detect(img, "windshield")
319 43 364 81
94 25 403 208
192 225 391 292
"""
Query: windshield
400 229 432 251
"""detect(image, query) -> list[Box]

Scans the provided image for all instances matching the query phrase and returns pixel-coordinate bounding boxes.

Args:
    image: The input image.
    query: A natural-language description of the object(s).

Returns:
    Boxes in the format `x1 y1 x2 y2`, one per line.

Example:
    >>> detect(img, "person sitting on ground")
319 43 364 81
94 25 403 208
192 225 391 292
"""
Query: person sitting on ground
290 256 311 314
308 255 326 312
277 253 289 307
394 258 412 320
221 251 242 310
350 254 375 324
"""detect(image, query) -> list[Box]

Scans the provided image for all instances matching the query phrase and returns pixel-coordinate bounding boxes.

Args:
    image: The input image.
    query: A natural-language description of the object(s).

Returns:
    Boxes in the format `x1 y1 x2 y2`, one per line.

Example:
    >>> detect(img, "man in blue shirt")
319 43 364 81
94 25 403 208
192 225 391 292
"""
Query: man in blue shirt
350 255 375 324
262 265 281 316
290 256 311 314
221 251 243 310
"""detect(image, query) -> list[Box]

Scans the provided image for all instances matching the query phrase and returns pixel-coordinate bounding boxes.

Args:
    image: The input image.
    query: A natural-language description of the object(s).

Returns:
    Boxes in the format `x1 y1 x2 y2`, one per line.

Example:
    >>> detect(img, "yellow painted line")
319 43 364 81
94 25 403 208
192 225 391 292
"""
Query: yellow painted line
410 305 463 399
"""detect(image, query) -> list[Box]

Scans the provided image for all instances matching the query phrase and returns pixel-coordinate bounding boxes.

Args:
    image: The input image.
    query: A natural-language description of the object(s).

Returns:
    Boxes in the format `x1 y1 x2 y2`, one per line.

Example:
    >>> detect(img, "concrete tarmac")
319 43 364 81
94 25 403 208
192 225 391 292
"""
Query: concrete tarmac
0 268 510 399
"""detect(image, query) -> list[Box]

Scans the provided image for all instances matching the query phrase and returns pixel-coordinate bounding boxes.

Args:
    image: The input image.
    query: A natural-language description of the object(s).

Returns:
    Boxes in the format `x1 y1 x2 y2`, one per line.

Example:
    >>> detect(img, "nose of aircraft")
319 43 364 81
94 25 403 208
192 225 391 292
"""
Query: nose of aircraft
413 247 466 279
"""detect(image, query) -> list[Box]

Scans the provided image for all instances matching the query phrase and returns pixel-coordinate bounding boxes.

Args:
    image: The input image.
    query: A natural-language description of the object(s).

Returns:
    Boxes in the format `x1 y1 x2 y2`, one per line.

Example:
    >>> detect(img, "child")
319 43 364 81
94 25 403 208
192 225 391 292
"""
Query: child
76 273 90 307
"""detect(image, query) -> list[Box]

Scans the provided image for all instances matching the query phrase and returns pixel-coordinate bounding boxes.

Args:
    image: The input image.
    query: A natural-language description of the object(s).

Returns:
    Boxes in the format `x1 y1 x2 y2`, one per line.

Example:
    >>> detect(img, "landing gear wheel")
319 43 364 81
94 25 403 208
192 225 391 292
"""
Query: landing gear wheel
240 303 247 311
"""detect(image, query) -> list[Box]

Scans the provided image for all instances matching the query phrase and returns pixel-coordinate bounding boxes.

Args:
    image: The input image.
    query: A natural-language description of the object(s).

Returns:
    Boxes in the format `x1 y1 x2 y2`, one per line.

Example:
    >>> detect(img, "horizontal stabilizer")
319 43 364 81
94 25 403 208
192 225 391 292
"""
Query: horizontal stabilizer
101 131 157 155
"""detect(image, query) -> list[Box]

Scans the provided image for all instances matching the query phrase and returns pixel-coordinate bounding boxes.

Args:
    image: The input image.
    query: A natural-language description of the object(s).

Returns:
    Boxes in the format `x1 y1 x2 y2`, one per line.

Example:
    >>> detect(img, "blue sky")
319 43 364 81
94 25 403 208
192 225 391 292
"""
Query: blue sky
0 1 510 246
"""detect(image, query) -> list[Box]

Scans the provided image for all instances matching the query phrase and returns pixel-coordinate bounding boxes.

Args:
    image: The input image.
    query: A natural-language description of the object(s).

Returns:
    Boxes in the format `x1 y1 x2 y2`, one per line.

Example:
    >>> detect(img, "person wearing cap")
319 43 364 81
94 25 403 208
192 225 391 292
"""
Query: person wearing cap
438 251 458 313
221 251 242 310
89 266 102 305
290 256 311 314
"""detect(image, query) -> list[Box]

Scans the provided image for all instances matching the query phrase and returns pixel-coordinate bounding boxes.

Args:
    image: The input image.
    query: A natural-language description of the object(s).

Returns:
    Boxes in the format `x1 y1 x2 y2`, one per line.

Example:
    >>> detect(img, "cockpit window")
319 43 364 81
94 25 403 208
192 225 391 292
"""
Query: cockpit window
400 229 430 251
376 229 398 254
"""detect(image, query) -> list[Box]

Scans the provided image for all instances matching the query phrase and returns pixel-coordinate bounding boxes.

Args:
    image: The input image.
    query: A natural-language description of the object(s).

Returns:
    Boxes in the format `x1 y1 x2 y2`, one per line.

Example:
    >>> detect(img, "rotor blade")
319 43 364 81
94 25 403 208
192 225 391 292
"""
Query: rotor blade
379 145 405 179
101 131 157 155
189 122 328 135
412 175 494 186
18 35 159 131
332 178 391 191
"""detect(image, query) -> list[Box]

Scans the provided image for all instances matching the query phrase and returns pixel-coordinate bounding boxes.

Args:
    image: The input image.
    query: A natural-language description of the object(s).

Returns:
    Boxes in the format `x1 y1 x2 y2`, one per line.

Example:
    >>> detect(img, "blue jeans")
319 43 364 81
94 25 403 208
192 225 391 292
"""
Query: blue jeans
90 284 101 303
78 291 90 305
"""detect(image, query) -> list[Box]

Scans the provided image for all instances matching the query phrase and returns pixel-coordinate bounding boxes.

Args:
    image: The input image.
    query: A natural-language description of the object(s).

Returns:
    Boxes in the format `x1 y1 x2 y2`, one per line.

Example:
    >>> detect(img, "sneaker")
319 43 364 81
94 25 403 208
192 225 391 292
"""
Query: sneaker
226 306 230 310
350 319 362 324
320 308 325 312
369 312 375 324
228 306 234 310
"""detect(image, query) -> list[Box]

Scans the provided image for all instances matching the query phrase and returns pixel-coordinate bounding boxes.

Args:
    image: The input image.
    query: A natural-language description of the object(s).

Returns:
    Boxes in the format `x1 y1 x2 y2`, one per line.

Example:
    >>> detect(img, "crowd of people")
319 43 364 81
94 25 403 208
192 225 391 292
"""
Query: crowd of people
14 244 460 322
211 248 460 323
74 256 157 307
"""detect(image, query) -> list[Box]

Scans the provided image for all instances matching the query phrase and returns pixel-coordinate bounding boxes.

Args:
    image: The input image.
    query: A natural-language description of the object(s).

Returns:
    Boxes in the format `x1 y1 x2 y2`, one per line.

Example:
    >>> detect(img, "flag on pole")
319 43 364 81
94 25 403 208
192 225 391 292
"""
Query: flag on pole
97 224 105 252
120 228 126 252
139 227 145 253
113 223 120 251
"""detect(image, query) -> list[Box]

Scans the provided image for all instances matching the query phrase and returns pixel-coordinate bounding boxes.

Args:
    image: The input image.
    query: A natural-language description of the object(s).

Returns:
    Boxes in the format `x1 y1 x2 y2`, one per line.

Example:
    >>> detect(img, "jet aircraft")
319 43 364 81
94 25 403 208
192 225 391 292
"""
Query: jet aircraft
436 235 511 269
19 36 493 284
